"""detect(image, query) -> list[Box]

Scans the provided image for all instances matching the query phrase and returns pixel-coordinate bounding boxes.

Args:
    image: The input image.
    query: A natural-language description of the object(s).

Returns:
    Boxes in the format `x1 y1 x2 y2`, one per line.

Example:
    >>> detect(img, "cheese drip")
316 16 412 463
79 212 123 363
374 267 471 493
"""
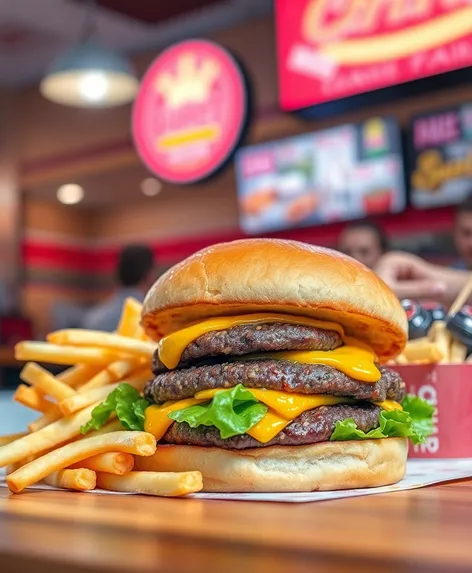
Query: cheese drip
157 313 379 383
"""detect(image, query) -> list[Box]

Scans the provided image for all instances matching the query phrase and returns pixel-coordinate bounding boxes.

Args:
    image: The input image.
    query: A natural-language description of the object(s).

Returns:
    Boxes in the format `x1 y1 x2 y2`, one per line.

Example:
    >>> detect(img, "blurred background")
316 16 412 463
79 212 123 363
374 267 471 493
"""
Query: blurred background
0 0 472 427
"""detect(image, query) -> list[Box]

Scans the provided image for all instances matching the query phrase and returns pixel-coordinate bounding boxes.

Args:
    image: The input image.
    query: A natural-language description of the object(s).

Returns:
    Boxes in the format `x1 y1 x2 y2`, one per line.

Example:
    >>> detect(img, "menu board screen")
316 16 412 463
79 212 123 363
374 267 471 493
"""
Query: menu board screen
235 117 406 234
410 104 472 209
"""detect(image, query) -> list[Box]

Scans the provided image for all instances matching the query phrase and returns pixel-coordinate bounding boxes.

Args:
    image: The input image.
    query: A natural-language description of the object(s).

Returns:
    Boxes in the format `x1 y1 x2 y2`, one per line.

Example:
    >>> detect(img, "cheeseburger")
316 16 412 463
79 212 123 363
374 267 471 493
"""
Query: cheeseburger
83 239 433 492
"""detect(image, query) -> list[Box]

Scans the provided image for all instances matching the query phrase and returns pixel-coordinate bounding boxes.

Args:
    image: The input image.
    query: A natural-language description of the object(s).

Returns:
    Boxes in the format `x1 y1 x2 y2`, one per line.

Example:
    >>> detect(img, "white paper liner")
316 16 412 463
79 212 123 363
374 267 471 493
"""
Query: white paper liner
1 459 472 502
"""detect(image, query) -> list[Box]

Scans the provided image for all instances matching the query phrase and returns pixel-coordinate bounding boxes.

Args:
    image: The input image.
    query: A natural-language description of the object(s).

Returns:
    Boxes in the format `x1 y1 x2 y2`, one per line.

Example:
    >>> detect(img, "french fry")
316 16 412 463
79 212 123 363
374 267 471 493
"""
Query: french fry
14 384 53 413
59 384 118 416
69 452 134 475
430 321 451 364
44 468 96 491
47 330 156 358
20 362 76 402
6 457 33 476
107 359 141 379
395 353 408 365
84 419 122 437
117 298 143 338
0 402 100 468
6 431 156 493
403 341 443 363
0 432 28 447
15 342 125 365
450 340 467 364
58 364 103 388
78 359 141 393
60 370 150 416
96 471 203 497
28 406 62 432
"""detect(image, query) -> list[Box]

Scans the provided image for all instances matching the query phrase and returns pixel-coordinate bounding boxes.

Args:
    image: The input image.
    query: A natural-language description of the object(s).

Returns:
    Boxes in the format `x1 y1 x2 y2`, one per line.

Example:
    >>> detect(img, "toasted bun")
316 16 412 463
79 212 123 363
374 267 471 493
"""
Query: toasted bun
142 239 407 360
134 438 408 492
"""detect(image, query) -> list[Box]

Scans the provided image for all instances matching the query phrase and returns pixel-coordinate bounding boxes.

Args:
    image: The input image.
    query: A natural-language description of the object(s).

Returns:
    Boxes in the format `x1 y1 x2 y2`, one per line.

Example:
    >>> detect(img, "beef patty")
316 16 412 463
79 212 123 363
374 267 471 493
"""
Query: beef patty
163 403 382 449
153 323 343 372
144 360 405 404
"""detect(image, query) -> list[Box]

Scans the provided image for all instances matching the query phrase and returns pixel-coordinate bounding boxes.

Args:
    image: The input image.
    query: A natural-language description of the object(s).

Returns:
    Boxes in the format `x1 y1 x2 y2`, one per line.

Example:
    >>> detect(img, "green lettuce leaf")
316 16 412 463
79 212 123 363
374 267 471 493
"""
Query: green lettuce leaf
168 384 268 439
401 394 435 438
80 383 150 434
330 395 434 445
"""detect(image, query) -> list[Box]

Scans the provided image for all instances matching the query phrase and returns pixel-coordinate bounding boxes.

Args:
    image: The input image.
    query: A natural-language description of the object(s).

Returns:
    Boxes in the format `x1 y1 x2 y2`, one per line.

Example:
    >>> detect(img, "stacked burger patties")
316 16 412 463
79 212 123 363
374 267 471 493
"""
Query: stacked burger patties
146 322 405 449
136 239 428 493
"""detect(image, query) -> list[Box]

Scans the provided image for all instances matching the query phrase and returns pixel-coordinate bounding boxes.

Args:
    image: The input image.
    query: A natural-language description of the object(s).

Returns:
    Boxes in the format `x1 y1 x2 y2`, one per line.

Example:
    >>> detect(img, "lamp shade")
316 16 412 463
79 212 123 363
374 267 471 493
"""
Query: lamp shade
40 41 139 108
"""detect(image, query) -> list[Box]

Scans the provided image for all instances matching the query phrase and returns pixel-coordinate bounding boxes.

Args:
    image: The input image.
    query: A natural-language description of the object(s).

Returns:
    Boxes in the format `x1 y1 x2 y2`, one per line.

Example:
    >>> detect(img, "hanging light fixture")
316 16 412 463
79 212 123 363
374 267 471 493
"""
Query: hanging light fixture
40 1 139 108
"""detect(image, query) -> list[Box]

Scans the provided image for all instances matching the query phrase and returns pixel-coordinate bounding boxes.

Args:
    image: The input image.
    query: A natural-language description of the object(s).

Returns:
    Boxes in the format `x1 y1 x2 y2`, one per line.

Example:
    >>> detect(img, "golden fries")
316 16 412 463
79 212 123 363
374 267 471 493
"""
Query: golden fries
6 432 156 493
58 364 102 388
59 384 119 416
96 471 203 497
0 432 28 446
14 384 53 413
21 362 76 401
28 406 62 432
59 370 150 416
47 330 156 358
69 452 134 475
79 359 141 393
450 340 467 364
4 300 204 498
44 468 96 491
84 419 123 437
117 298 143 338
394 319 470 366
15 342 126 365
403 341 443 364
0 403 99 468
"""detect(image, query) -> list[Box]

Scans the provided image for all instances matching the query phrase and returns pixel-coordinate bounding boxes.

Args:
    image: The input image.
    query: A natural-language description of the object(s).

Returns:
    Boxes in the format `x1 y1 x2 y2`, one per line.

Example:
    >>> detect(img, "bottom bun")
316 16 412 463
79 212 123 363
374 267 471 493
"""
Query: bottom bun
134 438 408 493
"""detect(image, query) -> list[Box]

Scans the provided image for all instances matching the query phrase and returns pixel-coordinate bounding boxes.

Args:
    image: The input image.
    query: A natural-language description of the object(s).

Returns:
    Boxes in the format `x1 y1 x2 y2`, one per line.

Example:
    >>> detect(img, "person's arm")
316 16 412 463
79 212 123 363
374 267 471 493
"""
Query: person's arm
374 251 470 305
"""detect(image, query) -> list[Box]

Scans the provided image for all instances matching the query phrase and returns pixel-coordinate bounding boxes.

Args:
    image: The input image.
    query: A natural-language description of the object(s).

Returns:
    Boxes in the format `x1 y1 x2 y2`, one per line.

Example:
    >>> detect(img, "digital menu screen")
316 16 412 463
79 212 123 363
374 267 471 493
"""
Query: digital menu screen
410 104 472 209
235 117 406 234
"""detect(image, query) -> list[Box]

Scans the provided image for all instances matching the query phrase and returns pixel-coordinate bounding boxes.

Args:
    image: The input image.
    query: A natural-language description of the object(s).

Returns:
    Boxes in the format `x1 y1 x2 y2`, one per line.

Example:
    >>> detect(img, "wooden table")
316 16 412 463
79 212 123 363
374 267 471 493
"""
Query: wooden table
1 481 472 573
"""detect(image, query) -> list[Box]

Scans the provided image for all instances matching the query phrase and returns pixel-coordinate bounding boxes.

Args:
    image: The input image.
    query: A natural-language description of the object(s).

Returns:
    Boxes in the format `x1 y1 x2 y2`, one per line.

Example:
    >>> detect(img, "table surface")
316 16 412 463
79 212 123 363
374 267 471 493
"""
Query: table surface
1 480 472 573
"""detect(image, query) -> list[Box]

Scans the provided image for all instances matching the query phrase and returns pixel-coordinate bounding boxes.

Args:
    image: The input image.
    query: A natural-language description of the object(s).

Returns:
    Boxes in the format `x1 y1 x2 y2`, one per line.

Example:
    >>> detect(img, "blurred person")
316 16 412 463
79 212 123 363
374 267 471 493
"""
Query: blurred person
338 221 388 269
81 245 156 332
452 197 472 269
375 251 469 306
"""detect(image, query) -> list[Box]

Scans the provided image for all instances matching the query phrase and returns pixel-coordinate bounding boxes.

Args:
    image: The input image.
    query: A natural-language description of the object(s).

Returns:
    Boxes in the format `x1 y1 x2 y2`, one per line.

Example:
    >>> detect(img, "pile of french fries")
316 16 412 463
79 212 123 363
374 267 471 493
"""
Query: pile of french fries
391 321 470 366
0 298 203 497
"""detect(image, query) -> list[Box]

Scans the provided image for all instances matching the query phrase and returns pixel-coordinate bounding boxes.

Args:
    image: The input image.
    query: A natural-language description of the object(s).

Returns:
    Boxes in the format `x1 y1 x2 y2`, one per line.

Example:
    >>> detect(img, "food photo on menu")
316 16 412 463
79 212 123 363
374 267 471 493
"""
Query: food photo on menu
235 117 406 234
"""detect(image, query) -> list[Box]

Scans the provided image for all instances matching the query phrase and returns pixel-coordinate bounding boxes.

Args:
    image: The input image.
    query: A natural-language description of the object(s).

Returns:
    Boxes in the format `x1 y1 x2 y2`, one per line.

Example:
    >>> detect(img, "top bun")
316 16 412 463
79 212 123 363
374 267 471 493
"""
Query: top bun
142 239 407 361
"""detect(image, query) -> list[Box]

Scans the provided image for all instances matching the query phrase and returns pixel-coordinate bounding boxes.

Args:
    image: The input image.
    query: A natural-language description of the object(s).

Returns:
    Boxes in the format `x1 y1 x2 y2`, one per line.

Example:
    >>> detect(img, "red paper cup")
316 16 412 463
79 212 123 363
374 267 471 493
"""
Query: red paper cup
392 364 472 459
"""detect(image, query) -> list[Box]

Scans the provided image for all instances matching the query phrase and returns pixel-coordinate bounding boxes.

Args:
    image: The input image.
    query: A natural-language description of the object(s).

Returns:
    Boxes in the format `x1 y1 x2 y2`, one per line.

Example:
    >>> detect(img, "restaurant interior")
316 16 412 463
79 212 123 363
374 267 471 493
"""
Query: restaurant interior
1 0 471 429
1 1 472 570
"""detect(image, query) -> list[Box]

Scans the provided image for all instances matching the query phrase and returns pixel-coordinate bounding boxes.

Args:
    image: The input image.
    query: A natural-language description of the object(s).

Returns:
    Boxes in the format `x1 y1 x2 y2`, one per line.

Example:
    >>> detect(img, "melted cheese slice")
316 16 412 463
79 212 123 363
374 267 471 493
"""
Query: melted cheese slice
240 347 380 383
247 410 290 443
144 398 206 440
144 387 401 443
157 312 380 383
158 313 345 369
194 387 355 419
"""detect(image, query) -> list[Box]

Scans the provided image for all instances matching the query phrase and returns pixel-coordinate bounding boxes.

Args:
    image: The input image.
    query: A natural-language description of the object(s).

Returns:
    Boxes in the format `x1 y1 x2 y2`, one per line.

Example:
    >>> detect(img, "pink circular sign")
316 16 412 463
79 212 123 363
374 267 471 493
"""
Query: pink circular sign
133 40 248 184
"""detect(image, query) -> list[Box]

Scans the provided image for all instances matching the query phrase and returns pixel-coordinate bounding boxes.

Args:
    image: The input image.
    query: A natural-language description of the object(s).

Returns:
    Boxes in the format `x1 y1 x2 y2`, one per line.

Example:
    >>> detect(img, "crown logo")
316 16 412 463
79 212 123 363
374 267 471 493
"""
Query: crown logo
155 53 220 109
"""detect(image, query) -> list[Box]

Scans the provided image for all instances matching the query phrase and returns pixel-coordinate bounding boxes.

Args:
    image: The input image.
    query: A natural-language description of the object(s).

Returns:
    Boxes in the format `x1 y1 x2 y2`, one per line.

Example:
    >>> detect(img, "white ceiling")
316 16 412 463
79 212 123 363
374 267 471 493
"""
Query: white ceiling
0 0 273 87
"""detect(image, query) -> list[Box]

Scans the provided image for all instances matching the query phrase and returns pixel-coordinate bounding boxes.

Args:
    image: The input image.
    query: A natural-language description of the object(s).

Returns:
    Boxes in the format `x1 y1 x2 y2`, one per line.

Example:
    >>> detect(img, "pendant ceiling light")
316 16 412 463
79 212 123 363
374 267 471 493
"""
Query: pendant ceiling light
40 1 139 108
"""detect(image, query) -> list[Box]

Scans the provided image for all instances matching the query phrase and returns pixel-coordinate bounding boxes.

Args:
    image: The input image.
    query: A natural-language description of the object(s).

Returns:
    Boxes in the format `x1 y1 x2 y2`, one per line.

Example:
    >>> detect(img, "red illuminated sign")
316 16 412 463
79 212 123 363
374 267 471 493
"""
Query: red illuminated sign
133 40 248 183
276 0 472 111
